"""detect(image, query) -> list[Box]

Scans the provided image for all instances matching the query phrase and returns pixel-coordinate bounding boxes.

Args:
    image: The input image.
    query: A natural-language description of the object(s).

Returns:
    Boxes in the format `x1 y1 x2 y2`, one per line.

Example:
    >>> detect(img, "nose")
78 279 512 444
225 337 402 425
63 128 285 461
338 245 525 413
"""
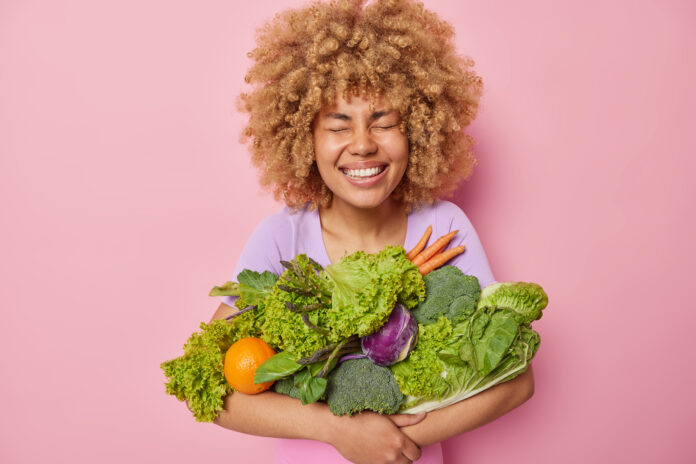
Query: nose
347 127 378 156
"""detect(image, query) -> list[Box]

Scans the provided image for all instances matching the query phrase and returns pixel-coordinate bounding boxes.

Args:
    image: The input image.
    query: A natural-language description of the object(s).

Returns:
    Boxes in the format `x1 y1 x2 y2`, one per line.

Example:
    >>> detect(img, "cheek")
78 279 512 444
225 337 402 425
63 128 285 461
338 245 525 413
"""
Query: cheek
313 144 338 182
390 135 410 165
312 138 328 167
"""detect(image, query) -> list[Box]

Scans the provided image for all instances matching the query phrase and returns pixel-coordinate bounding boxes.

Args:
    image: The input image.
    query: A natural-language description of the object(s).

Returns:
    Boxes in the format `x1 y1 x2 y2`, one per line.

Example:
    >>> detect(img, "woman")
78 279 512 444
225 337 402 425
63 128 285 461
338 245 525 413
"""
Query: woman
210 1 534 462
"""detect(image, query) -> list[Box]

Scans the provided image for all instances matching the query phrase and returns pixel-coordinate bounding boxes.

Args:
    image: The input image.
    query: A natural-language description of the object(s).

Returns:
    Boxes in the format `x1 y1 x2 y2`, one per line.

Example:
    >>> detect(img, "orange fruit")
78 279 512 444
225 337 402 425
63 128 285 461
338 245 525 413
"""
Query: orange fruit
224 337 276 394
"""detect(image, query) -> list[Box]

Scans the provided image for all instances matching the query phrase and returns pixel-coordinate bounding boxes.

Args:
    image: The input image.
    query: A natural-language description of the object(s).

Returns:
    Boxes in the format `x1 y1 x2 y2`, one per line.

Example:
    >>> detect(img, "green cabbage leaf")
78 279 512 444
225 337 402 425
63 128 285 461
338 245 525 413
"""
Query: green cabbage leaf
392 281 547 414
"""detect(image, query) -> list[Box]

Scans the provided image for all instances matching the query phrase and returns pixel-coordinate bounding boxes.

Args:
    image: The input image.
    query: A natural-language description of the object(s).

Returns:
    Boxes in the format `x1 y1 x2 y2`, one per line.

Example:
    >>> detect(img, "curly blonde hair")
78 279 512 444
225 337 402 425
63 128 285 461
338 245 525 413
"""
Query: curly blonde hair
239 0 483 210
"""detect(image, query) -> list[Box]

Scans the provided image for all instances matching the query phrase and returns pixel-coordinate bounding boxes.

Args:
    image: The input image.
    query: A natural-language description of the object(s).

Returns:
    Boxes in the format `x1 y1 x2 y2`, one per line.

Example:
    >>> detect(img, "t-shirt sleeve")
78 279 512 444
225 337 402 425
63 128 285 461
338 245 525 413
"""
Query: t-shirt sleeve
220 212 291 307
434 201 496 288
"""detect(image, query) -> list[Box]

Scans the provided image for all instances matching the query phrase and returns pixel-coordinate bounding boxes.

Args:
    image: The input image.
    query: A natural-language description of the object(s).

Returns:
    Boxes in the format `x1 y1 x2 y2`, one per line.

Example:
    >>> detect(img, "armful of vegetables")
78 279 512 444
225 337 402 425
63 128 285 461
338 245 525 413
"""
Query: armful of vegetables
160 227 548 422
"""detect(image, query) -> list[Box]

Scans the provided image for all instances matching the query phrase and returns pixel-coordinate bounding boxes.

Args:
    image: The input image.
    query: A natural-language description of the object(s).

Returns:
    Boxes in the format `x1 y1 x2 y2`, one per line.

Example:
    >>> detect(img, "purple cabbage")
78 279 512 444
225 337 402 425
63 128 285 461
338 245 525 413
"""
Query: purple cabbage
361 304 418 366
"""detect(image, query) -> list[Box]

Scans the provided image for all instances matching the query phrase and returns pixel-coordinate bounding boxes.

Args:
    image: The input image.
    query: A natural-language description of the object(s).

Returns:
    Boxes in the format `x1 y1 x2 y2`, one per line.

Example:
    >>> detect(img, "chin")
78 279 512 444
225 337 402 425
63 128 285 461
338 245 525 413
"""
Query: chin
338 194 393 210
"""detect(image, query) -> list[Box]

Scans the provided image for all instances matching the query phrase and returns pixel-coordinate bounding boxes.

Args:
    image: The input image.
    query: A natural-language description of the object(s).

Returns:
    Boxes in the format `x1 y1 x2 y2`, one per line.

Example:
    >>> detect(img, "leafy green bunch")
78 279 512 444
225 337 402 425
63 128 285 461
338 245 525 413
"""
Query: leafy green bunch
161 246 425 421
160 314 258 422
391 267 548 413
267 266 548 417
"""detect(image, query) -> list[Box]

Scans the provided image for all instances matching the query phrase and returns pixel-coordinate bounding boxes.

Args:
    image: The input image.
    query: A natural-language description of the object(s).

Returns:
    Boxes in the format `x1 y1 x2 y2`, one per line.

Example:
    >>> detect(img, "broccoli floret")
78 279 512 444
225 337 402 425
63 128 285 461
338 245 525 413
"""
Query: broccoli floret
272 376 301 400
412 266 481 325
325 358 404 416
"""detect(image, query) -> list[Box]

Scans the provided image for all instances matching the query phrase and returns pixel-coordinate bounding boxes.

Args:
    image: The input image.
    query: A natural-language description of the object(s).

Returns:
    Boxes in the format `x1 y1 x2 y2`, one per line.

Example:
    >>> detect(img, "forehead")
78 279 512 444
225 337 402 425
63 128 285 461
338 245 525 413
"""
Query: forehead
317 92 396 117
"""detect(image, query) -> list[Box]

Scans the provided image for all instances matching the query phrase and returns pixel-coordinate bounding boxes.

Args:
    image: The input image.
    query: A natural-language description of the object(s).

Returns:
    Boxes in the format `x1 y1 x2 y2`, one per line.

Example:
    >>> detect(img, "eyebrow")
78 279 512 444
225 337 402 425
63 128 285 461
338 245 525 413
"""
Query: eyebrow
324 110 395 121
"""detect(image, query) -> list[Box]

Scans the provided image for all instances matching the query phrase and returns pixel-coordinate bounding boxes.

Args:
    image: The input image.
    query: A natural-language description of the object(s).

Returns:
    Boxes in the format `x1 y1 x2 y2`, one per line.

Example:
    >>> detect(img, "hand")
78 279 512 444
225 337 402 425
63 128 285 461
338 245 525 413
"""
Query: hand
327 411 426 464
388 412 427 429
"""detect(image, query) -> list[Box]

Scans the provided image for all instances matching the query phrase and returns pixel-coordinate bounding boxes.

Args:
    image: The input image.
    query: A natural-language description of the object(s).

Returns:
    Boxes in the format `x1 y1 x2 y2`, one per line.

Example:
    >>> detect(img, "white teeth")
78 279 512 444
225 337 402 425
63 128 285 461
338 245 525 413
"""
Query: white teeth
343 166 384 179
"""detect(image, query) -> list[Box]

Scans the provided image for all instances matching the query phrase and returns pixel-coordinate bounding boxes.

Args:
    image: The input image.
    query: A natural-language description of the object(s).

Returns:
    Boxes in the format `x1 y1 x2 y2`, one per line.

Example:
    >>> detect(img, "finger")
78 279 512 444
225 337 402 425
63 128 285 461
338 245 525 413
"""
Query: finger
388 412 426 427
401 437 422 463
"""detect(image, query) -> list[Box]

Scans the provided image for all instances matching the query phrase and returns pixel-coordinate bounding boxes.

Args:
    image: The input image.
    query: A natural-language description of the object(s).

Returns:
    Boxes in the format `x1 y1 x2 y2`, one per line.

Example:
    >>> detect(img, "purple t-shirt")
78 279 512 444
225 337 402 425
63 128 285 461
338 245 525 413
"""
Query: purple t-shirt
222 199 495 464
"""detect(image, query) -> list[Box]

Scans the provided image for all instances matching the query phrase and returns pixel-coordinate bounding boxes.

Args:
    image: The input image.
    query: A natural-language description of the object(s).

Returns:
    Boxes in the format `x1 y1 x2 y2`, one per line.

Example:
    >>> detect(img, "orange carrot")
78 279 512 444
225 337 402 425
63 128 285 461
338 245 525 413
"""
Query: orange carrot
411 230 459 266
418 245 466 275
406 226 432 261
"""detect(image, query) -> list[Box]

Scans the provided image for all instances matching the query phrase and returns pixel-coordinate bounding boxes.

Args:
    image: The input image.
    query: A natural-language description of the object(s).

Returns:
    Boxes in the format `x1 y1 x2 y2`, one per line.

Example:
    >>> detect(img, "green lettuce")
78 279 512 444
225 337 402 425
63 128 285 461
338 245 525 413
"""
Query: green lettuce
477 281 547 324
321 246 425 339
260 248 425 359
165 249 549 422
160 316 260 422
258 255 333 358
161 269 276 422
391 317 456 399
260 280 332 359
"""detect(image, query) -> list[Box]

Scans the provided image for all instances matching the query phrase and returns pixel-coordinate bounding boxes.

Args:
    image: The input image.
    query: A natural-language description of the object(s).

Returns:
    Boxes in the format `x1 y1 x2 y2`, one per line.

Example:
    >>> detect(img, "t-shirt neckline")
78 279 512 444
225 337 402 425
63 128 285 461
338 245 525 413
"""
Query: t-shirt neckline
310 207 415 266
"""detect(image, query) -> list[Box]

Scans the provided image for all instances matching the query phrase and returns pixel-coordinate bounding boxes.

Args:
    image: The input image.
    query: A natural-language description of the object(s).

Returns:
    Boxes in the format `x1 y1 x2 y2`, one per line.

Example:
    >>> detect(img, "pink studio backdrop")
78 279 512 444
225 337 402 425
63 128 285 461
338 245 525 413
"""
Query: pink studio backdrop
1 0 694 463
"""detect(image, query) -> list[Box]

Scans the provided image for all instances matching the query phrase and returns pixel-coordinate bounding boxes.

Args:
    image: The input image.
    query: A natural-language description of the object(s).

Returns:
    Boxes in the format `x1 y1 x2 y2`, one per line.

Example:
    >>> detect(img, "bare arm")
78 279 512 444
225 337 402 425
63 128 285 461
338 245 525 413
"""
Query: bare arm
399 365 535 447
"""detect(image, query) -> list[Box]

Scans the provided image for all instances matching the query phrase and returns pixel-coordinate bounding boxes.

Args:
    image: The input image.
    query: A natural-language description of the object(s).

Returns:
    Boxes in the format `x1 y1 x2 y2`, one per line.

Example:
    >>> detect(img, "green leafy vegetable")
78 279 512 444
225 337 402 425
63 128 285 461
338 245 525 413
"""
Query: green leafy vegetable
235 270 279 309
259 256 332 359
254 351 303 384
165 243 547 423
394 302 543 414
208 270 278 310
260 249 425 360
474 311 519 376
272 376 301 399
477 281 548 324
297 372 328 405
322 246 426 339
391 317 455 399
208 281 240 297
160 318 257 422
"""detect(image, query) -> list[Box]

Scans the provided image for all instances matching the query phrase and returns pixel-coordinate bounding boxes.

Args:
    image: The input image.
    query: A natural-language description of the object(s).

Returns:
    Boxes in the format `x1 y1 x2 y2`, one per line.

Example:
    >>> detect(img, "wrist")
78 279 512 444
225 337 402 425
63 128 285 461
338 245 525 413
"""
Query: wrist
314 405 342 445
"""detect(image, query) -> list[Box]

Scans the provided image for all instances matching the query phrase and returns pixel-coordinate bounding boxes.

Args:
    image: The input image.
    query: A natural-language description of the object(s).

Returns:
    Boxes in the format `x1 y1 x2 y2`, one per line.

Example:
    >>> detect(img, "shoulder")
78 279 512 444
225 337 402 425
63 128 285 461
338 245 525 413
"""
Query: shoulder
234 205 316 276
246 205 315 243
411 200 475 236
248 207 295 241
411 200 496 287
234 207 292 276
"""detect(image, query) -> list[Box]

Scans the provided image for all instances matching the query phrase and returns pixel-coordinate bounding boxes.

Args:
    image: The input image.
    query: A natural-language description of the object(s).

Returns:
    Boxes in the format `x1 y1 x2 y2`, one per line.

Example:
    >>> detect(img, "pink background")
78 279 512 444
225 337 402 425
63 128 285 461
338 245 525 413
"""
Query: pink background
1 0 694 462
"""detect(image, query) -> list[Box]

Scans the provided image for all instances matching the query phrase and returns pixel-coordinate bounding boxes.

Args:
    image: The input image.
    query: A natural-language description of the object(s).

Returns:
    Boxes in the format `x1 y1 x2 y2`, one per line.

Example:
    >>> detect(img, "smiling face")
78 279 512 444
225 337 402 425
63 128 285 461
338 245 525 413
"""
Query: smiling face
313 93 409 211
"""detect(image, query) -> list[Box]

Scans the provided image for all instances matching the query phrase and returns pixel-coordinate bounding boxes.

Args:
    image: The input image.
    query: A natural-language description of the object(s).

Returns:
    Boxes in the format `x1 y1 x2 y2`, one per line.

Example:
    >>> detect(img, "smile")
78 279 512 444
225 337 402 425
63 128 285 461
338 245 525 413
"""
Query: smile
341 166 386 179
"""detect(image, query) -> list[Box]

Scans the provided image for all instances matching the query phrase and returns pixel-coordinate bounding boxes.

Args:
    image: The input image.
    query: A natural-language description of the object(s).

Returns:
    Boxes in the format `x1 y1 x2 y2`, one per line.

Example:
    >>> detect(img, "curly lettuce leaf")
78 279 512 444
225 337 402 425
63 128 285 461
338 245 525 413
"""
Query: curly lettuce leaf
161 320 234 422
259 255 332 358
477 282 548 324
321 246 425 339
391 317 454 399
160 313 261 422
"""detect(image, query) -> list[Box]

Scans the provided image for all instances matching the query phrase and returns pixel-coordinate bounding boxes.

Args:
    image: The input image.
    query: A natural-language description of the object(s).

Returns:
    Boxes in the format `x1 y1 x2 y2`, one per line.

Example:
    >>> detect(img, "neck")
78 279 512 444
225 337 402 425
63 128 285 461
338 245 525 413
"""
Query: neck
318 196 407 253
